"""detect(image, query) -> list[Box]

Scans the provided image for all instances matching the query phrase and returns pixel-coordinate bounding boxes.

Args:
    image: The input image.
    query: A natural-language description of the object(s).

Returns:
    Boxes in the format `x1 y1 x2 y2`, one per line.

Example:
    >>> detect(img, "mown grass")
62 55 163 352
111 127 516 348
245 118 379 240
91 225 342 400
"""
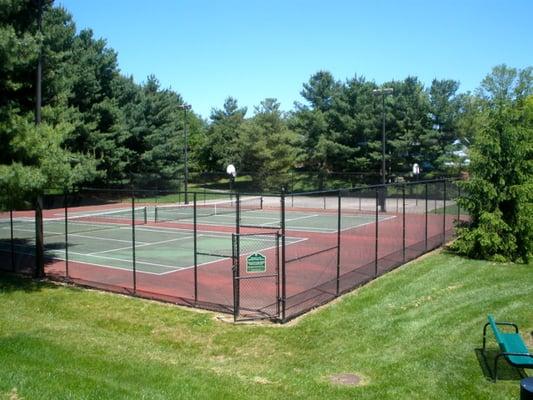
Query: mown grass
1 252 531 399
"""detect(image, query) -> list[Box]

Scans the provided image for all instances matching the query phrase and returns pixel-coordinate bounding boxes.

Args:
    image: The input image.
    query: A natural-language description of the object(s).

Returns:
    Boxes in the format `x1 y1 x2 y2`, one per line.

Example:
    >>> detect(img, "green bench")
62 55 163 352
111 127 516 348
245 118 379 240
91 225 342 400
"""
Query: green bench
483 314 533 381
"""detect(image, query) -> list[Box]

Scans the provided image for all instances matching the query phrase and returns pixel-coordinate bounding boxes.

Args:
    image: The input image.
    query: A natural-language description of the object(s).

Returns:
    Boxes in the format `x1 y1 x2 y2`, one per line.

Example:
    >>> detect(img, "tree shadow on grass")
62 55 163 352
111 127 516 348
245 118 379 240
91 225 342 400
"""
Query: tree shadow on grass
0 273 59 294
0 237 63 294
474 347 526 381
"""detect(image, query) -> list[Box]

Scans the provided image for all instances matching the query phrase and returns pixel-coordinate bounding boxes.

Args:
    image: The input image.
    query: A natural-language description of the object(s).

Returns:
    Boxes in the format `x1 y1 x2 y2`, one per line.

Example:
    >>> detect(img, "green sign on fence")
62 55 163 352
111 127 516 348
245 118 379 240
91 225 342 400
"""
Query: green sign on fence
246 253 266 273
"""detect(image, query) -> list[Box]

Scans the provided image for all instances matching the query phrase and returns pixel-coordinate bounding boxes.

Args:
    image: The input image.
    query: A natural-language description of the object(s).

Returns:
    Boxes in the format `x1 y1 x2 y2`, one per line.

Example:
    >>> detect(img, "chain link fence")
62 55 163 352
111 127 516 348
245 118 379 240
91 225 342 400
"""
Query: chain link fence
1 179 465 322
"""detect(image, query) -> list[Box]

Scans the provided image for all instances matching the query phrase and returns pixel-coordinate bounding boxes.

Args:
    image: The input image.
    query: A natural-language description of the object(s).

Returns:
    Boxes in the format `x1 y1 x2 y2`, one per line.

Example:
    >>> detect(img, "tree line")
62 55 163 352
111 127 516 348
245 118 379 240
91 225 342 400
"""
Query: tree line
1 1 531 202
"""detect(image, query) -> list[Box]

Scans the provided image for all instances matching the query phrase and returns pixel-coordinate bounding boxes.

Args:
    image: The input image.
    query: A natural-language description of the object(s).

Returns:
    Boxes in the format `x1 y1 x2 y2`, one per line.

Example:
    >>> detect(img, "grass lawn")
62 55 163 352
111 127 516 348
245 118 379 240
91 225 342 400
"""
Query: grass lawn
1 252 531 399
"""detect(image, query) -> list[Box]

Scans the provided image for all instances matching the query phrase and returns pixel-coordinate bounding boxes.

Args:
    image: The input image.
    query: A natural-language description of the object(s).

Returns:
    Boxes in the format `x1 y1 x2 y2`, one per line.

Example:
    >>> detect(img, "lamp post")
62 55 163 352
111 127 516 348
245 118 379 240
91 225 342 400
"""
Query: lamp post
178 103 192 204
33 0 44 125
32 0 45 279
372 87 393 212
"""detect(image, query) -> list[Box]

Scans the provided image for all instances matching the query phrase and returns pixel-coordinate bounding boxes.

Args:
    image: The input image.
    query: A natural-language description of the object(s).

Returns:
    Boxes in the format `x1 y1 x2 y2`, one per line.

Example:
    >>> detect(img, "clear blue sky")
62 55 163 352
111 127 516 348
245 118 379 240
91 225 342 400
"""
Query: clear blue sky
58 0 532 119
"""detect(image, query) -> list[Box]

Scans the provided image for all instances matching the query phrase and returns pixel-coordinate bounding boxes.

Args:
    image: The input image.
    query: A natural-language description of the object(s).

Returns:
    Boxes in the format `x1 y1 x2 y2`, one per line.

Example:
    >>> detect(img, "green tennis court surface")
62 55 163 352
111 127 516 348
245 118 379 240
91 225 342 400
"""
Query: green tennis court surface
0 218 302 275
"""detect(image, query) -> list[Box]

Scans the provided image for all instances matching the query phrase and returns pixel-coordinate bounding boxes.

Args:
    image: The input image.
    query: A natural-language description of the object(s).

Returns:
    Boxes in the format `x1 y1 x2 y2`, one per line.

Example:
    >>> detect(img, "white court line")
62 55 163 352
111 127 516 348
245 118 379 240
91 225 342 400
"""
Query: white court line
4 226 150 245
258 213 319 226
63 250 178 270
88 236 194 255
48 255 169 276
284 214 320 223
340 215 397 232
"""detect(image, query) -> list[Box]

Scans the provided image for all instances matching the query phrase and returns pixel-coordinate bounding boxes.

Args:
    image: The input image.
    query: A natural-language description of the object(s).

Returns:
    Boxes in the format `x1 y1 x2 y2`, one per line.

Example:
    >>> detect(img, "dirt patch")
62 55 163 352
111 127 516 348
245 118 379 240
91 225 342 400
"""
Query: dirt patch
526 330 533 347
329 373 363 386
6 388 23 400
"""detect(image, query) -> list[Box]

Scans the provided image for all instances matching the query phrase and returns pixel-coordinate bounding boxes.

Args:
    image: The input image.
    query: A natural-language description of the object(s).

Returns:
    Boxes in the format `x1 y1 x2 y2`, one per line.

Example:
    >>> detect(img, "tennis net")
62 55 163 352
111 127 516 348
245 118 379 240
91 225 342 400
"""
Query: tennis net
45 206 147 235
154 196 263 223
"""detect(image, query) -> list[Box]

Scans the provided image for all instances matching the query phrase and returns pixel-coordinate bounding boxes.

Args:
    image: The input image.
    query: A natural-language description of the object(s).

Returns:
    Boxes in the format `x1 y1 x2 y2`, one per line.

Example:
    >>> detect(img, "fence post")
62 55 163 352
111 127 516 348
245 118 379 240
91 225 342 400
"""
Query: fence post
232 233 239 322
193 192 198 304
443 180 447 244
424 183 428 251
34 196 44 278
131 190 137 293
280 190 286 321
374 189 379 277
396 197 399 213
10 209 14 272
233 193 241 321
336 190 341 296
402 185 406 263
457 184 461 222
64 190 69 279
235 193 240 234
275 232 280 319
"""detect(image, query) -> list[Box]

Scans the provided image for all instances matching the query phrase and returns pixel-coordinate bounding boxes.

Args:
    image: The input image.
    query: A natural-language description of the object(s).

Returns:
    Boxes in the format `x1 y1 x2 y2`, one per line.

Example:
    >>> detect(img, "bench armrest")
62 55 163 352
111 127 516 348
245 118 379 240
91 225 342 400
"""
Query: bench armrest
494 321 519 333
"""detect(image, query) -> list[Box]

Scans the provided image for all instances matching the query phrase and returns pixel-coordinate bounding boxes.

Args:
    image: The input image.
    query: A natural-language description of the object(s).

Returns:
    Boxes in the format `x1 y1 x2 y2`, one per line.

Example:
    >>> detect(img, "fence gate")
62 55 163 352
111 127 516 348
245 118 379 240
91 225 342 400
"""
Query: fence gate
232 232 280 321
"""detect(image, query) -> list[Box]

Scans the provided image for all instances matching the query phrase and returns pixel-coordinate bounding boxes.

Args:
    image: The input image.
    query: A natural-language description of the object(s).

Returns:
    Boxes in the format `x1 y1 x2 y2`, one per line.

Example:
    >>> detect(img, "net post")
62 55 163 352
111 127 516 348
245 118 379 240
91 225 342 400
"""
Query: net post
374 189 379 277
64 189 69 279
280 189 286 321
10 209 14 272
336 190 341 296
425 183 428 251
193 192 198 304
402 184 406 263
143 206 147 224
131 190 137 294
443 180 447 244
34 195 44 278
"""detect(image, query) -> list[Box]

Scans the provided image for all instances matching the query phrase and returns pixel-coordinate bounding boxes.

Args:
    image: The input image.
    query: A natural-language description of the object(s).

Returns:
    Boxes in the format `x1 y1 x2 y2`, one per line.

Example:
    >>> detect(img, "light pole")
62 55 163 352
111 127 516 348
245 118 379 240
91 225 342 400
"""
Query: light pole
372 87 393 212
178 103 192 204
33 0 44 125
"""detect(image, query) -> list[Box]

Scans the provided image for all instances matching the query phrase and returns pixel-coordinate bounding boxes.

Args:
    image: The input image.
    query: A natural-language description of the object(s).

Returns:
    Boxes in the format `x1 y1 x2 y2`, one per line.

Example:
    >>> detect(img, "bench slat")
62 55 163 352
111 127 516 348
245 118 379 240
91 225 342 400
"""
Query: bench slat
500 333 533 367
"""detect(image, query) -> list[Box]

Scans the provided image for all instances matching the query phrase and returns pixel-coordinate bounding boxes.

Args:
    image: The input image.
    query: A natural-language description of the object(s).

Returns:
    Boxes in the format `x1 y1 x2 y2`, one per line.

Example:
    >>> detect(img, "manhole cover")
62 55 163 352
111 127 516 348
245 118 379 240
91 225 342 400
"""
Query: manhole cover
329 373 362 386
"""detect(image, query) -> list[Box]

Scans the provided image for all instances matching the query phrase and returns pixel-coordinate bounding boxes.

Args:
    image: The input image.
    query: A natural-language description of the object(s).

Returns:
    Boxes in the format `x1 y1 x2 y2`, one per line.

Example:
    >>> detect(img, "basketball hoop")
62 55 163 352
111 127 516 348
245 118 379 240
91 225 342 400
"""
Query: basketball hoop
226 164 236 178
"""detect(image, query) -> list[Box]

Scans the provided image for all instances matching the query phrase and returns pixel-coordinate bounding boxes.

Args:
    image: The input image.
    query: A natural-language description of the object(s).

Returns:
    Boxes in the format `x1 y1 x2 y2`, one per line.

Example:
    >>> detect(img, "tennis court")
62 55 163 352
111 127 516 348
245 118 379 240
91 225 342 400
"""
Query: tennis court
1 179 461 322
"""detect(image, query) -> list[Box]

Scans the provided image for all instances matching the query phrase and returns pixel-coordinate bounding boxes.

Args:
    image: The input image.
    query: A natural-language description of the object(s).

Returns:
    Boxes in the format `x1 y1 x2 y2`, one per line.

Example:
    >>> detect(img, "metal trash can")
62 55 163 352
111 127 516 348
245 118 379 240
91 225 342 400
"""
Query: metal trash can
521 377 533 400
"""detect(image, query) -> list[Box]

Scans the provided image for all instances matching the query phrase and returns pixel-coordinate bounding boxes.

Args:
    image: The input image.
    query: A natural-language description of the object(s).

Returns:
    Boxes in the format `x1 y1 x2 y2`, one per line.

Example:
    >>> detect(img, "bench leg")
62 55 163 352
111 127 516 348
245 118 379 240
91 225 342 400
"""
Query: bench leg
493 354 501 382
482 323 489 355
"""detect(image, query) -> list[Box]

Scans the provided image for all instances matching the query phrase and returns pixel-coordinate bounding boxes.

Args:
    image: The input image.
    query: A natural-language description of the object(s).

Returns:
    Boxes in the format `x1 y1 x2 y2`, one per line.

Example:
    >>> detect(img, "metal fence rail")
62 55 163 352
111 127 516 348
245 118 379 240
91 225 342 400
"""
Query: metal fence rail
0 179 466 322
